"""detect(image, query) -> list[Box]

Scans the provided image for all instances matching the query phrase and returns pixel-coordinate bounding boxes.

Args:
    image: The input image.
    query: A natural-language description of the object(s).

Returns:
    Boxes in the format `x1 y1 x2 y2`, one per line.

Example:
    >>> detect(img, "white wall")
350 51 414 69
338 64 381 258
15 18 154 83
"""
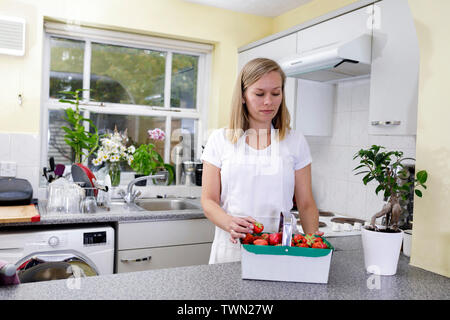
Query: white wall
306 78 416 221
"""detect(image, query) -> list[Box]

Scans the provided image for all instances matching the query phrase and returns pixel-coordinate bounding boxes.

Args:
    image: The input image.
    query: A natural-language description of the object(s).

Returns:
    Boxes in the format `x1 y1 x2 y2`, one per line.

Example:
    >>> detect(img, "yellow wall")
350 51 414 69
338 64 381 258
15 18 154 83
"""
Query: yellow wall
0 0 273 133
408 0 450 277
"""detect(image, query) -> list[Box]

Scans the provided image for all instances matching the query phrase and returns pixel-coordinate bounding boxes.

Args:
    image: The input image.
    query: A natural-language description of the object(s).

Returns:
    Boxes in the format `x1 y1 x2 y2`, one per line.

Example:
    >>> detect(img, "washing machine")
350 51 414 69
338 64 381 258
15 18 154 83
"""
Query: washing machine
0 226 114 283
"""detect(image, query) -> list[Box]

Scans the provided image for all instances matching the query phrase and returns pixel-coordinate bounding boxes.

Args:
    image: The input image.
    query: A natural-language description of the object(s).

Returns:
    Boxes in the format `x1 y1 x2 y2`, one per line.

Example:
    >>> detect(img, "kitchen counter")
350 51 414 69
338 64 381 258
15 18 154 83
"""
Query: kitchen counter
1 236 448 300
0 198 206 228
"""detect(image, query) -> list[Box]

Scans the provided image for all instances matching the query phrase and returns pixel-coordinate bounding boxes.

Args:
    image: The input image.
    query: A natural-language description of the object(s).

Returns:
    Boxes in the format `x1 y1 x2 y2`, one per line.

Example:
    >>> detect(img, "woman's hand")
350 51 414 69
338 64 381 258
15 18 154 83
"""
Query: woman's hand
228 216 256 244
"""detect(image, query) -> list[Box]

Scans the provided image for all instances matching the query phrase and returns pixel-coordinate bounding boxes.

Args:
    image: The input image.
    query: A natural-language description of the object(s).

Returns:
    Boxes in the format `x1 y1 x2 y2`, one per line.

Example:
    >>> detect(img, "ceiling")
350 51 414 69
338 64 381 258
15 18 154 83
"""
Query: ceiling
182 0 313 17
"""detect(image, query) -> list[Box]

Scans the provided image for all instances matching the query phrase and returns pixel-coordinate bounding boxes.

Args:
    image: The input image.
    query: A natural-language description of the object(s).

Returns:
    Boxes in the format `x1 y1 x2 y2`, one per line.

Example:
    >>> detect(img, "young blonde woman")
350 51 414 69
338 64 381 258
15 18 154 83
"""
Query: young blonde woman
201 58 321 264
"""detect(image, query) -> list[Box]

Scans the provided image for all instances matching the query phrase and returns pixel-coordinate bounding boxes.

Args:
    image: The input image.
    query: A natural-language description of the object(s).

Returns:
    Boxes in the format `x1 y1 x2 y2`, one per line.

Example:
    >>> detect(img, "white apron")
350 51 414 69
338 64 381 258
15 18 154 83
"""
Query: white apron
208 128 296 264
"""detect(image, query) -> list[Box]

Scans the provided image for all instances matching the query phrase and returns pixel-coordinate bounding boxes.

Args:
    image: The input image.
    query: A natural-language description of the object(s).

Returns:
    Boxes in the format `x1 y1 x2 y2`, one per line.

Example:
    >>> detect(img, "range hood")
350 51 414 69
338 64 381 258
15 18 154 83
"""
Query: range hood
278 34 372 82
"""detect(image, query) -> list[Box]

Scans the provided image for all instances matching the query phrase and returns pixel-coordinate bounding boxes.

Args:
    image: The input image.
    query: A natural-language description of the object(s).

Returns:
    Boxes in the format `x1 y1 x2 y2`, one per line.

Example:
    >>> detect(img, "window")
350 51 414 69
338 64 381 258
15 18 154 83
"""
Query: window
41 23 211 177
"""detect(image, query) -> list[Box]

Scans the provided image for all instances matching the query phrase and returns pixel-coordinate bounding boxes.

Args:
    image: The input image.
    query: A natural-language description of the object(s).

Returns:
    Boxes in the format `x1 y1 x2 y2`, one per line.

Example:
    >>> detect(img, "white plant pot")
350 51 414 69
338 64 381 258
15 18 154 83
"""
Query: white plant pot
361 227 403 276
402 230 412 257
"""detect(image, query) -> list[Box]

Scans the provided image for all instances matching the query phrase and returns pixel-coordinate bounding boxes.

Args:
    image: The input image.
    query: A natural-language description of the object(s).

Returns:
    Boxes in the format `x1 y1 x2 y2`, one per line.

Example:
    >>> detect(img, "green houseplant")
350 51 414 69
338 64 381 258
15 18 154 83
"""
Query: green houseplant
130 144 174 186
353 145 428 275
59 89 99 164
130 129 174 186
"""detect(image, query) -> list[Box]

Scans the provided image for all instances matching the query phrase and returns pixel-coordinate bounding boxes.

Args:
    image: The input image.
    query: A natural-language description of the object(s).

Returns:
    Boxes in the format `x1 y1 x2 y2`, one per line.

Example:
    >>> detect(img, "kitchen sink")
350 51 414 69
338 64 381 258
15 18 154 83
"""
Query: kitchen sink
134 198 201 211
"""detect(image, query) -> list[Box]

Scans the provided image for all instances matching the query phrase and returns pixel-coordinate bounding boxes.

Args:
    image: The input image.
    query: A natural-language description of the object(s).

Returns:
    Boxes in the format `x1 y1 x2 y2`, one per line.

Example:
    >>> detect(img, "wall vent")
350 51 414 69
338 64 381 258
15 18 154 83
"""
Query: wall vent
0 16 26 56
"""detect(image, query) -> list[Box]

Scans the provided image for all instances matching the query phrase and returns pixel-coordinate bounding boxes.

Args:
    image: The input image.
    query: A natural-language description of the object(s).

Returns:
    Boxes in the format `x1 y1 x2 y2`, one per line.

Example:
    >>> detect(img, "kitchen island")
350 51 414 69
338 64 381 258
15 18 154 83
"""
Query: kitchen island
1 236 448 300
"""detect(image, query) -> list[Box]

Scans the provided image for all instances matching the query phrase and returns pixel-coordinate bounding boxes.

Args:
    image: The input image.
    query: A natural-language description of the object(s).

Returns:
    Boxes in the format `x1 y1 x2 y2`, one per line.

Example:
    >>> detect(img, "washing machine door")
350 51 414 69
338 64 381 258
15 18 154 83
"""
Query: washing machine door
16 250 99 283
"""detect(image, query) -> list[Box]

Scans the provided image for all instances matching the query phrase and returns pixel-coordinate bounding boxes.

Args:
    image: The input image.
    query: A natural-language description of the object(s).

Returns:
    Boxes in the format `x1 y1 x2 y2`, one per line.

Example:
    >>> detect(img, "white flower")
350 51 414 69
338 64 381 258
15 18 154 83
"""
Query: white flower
127 145 136 154
92 158 101 166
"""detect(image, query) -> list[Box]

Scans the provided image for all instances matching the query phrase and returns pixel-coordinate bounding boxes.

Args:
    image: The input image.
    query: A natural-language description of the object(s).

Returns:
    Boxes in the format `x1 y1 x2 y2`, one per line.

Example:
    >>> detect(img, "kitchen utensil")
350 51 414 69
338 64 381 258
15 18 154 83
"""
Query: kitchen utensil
181 161 196 186
0 177 33 206
195 161 203 186
54 164 65 178
0 204 40 223
71 163 97 196
174 145 183 185
280 211 294 247
80 195 97 214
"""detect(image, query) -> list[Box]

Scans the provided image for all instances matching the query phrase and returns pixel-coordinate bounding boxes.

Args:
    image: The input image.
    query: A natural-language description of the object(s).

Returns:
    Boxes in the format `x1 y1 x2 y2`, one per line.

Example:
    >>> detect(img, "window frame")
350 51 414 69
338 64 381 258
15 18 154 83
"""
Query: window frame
40 22 212 173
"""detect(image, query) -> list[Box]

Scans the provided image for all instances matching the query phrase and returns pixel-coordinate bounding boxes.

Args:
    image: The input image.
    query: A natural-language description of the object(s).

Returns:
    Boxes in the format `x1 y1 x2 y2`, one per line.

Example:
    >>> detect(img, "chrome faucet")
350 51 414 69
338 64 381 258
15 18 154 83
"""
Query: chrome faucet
118 172 168 204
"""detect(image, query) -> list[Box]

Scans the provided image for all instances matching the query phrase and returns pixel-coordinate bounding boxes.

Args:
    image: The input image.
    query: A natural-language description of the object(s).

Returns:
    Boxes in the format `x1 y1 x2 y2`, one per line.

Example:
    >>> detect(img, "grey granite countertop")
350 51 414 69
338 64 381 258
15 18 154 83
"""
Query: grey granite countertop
1 236 448 300
0 198 206 228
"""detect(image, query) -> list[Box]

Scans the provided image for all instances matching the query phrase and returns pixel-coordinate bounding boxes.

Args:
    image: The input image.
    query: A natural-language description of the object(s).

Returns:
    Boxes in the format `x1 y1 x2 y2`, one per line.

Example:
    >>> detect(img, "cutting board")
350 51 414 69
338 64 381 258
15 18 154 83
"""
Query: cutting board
0 204 40 223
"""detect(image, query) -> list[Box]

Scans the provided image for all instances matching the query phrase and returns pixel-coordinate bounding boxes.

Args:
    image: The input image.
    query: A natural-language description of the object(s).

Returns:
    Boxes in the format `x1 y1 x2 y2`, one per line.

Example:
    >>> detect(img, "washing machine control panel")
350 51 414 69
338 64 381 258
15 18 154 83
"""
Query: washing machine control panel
83 231 107 245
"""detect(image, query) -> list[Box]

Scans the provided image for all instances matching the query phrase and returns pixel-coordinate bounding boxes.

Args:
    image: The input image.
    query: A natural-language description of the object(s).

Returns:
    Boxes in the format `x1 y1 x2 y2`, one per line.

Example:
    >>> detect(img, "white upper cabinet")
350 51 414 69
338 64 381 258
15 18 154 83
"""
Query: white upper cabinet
368 0 419 135
297 5 373 54
238 33 297 127
238 33 297 70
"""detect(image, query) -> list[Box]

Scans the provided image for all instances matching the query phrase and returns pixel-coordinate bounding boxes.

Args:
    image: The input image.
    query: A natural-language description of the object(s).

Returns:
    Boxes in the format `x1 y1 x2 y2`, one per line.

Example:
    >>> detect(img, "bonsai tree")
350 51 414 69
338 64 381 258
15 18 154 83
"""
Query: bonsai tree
353 145 428 232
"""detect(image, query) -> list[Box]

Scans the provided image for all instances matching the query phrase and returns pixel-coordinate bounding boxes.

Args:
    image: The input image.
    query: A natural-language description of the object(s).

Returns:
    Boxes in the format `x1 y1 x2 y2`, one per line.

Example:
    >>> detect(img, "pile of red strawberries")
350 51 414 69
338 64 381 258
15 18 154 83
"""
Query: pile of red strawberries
241 222 329 249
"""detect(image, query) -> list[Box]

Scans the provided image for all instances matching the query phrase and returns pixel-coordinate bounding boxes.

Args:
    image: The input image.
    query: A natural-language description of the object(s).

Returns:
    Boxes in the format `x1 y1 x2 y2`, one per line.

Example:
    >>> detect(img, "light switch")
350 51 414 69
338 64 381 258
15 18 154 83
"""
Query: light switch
0 161 17 177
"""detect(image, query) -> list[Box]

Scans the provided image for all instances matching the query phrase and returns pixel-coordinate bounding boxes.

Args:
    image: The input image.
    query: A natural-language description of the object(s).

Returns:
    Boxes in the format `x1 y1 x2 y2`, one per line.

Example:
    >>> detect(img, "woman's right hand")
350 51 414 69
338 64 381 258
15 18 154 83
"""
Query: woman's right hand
227 216 256 244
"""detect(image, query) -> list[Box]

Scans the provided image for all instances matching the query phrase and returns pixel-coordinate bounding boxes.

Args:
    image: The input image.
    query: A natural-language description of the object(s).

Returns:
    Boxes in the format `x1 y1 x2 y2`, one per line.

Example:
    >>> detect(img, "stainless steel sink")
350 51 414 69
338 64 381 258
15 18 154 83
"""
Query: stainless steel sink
134 198 201 211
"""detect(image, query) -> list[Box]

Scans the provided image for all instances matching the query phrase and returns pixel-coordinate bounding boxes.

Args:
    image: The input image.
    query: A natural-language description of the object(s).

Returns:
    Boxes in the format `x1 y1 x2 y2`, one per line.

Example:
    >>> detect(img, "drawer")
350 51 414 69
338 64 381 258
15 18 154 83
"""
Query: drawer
117 243 212 273
118 218 215 250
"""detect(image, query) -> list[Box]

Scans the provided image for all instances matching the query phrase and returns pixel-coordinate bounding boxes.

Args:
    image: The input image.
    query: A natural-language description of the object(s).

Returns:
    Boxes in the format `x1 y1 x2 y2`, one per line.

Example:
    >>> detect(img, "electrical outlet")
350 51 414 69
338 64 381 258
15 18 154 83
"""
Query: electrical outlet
0 161 17 177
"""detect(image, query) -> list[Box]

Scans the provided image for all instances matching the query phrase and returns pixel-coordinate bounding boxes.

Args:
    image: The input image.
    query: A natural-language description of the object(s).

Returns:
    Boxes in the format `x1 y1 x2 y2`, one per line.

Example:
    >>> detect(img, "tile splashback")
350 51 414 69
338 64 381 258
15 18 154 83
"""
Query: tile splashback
305 78 416 221
0 132 41 198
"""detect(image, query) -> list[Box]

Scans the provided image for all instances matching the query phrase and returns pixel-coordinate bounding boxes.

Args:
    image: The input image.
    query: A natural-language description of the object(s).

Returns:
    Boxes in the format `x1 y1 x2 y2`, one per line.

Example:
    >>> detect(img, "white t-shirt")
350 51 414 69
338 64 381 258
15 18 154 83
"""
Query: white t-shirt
201 127 312 264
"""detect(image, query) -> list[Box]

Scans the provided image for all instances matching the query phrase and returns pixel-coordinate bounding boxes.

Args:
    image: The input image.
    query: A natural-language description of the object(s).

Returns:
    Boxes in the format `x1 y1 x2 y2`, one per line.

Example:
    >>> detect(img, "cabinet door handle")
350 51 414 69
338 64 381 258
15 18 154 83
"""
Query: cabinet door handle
371 120 401 126
120 256 152 263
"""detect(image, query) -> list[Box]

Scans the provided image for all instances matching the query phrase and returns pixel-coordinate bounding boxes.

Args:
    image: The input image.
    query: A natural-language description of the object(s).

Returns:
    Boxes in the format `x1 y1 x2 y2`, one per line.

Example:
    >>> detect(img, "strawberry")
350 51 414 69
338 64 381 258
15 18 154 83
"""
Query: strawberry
252 222 264 234
297 242 309 248
292 234 306 245
305 233 318 247
253 239 268 246
268 232 282 245
312 242 328 249
261 233 269 241
241 233 254 244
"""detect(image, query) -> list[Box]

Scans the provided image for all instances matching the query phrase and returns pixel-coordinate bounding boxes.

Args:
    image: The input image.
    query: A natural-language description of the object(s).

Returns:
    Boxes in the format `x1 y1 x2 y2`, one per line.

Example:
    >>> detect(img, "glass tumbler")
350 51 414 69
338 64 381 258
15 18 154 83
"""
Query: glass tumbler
80 196 97 214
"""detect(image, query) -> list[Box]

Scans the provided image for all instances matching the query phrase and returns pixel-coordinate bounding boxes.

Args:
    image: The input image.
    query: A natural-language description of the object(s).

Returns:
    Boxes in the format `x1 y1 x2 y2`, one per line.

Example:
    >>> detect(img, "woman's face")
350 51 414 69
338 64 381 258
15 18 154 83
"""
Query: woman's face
243 71 283 127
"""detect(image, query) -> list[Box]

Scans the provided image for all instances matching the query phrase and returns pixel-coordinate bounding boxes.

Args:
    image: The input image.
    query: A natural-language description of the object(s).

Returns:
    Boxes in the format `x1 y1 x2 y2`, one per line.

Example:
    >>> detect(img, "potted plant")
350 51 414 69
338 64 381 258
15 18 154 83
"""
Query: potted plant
59 89 99 164
130 128 174 186
91 127 134 186
353 145 428 275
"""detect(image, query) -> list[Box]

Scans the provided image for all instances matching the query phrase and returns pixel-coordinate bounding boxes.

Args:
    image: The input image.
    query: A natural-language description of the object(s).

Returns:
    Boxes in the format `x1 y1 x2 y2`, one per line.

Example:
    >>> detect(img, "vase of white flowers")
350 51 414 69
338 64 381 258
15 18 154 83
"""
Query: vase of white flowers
92 127 135 187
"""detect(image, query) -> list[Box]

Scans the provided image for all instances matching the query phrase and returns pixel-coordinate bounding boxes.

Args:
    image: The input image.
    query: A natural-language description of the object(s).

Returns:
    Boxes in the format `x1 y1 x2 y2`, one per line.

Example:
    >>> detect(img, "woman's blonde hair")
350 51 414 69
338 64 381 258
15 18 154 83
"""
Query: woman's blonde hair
227 58 291 143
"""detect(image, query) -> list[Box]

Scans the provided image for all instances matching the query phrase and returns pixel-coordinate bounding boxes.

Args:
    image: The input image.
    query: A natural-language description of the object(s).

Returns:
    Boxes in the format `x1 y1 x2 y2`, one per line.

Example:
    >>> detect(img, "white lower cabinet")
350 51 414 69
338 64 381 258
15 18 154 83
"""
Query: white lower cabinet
117 243 212 273
117 218 215 273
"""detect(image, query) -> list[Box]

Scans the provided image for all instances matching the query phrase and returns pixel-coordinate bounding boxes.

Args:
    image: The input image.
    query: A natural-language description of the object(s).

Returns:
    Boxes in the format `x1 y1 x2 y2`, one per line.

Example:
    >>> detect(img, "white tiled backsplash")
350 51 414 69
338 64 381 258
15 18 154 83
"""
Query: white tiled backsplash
0 132 41 198
305 78 416 221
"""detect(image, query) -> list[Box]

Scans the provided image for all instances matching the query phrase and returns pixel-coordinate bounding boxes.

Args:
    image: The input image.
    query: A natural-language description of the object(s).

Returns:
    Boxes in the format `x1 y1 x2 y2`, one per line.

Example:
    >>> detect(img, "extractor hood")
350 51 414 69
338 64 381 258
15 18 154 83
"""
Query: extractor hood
278 34 372 82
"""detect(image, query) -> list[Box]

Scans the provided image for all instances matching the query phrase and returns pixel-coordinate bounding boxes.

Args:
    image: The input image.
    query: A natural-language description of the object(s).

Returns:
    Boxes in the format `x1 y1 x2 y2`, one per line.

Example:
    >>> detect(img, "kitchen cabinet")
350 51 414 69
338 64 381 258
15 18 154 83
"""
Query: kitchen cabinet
238 33 297 128
368 0 419 136
117 218 214 273
296 5 373 54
